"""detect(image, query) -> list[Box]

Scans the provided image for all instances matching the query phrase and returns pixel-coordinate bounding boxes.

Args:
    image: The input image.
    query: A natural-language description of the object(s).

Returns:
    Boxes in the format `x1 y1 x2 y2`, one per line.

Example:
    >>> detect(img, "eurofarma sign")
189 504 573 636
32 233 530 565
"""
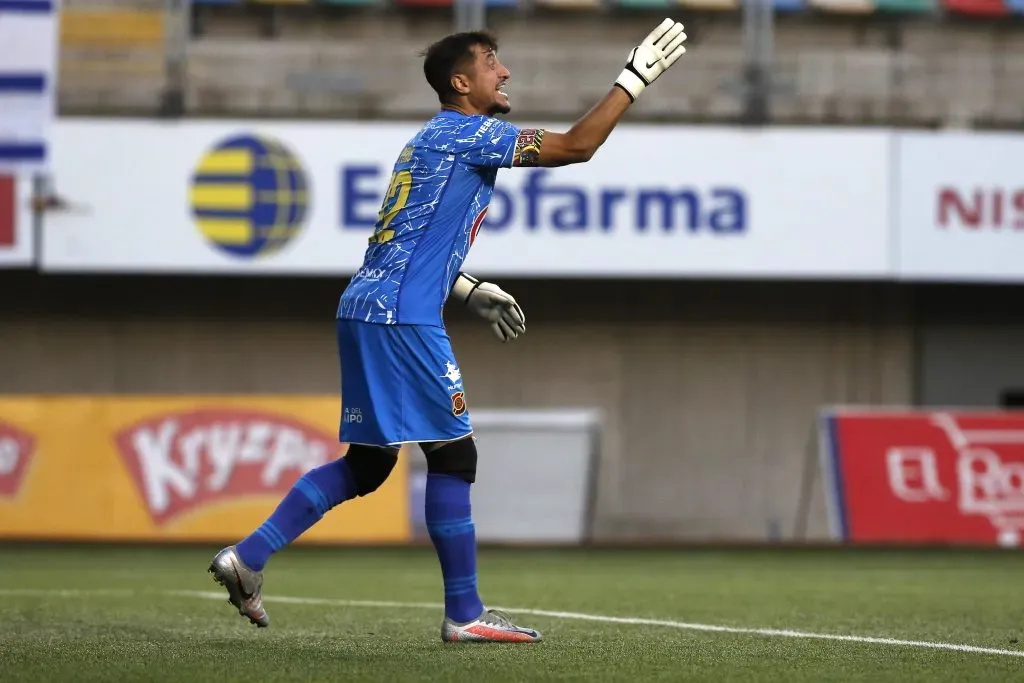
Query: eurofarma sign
39 120 892 279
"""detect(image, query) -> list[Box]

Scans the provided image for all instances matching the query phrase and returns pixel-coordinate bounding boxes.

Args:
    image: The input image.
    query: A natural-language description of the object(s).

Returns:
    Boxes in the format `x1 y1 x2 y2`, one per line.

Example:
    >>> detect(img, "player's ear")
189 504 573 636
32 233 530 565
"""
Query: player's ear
450 72 471 97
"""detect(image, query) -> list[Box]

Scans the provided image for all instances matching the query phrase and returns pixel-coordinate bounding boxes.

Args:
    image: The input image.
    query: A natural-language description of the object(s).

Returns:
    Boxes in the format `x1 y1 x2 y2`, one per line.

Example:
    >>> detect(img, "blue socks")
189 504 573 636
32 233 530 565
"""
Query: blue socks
236 459 484 624
236 457 357 571
425 473 484 623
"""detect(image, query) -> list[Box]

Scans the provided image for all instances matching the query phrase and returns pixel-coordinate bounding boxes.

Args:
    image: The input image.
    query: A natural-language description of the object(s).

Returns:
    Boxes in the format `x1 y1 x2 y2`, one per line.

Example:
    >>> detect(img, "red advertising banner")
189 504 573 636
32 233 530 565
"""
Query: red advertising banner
0 173 33 266
821 408 1024 546
0 175 14 247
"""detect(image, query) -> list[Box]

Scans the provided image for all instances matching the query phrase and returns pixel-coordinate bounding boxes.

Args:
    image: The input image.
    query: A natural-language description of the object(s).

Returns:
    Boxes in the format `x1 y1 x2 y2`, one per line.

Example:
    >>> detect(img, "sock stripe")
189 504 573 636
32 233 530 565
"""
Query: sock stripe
235 458 357 573
445 577 478 592
310 479 331 514
446 574 477 586
262 521 289 548
257 526 283 550
254 526 282 551
444 579 478 595
295 477 330 516
425 517 474 538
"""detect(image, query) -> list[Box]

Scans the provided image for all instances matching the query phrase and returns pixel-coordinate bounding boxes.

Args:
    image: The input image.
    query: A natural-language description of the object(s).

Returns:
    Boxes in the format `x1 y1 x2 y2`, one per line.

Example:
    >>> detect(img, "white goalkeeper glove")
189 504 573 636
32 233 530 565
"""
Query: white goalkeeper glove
451 272 526 343
615 17 687 102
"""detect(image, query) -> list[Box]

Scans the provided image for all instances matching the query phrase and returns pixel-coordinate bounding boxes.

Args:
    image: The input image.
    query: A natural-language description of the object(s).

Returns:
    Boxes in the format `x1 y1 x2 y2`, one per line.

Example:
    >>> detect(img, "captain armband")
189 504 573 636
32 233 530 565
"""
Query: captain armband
512 128 545 167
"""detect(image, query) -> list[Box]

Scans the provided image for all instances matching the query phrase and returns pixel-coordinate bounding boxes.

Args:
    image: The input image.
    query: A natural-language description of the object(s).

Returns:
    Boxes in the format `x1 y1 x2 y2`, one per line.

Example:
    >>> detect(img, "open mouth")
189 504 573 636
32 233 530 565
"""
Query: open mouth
497 83 509 98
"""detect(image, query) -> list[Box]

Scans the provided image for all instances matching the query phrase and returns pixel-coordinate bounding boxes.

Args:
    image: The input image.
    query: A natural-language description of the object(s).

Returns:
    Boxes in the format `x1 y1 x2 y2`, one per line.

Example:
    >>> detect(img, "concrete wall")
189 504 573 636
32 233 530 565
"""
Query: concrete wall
915 286 1024 410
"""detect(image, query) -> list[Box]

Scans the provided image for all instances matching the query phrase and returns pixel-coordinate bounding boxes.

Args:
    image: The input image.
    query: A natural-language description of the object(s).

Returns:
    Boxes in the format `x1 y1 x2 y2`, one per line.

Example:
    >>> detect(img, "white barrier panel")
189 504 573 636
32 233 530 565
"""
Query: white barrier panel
408 410 600 544
40 120 892 278
897 131 1024 283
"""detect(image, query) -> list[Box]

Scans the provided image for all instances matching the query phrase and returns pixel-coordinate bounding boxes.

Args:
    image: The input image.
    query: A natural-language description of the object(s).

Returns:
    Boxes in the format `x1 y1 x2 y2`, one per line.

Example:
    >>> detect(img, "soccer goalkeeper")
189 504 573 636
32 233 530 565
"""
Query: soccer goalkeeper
209 18 687 643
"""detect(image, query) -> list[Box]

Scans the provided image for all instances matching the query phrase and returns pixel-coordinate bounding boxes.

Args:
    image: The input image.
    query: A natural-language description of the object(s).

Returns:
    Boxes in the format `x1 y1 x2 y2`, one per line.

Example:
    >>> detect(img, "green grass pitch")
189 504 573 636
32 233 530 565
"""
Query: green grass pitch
1 544 1022 682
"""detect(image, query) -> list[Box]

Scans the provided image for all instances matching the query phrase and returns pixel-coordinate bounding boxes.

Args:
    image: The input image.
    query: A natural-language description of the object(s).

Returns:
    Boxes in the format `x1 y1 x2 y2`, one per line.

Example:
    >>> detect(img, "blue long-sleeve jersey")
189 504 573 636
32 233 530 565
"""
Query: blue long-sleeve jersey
338 110 542 326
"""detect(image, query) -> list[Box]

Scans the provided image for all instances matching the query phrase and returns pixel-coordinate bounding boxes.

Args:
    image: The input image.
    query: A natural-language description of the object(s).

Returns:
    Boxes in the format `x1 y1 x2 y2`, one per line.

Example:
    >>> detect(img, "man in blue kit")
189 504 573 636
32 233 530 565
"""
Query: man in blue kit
210 18 687 643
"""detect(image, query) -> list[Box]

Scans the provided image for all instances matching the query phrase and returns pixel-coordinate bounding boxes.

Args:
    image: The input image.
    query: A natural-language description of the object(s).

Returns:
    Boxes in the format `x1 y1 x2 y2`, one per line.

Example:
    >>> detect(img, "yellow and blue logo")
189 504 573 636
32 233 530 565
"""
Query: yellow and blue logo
189 134 310 259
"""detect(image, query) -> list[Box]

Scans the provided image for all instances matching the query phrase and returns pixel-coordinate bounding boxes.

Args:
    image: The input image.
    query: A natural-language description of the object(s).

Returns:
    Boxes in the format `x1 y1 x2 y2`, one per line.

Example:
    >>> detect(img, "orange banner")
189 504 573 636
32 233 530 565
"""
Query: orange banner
0 396 410 543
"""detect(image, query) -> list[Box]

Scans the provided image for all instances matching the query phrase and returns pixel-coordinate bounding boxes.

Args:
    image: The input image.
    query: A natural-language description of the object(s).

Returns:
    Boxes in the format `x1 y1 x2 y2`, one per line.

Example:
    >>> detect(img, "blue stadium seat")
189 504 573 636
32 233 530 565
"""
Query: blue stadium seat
772 0 809 11
1005 0 1024 15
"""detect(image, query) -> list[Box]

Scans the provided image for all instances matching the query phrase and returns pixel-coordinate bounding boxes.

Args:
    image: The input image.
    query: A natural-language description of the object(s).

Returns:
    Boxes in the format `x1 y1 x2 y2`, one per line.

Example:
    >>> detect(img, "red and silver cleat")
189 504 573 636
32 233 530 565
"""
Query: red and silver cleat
441 609 542 643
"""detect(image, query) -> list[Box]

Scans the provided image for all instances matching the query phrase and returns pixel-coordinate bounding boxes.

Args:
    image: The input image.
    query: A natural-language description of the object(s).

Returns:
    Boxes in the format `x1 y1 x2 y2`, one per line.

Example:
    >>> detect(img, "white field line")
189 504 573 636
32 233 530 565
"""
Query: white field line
0 588 136 597
170 590 1024 658
3 588 1023 659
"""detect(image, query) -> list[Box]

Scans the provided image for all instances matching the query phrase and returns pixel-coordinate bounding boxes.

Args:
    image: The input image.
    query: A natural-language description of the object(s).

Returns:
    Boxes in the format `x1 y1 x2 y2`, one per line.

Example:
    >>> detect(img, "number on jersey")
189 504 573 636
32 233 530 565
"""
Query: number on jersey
369 169 412 245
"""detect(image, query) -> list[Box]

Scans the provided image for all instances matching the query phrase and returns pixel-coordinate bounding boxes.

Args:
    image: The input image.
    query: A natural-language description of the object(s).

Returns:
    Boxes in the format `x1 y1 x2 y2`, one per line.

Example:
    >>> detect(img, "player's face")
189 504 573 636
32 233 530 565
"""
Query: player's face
465 45 511 116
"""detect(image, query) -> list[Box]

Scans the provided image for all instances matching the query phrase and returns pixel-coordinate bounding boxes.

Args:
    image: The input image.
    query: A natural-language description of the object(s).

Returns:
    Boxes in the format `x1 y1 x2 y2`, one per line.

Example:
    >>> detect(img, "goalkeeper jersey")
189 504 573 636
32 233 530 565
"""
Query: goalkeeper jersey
337 110 527 327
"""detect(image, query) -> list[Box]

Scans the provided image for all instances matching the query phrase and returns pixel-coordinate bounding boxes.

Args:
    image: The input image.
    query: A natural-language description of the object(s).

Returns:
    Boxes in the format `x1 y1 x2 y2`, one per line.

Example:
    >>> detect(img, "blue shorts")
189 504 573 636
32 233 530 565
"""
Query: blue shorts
336 319 472 447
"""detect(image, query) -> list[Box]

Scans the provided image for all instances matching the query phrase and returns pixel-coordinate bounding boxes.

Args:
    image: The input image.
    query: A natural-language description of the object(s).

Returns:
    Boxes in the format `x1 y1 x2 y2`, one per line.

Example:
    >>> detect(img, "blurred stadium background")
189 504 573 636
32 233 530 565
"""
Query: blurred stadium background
4 0 1022 544
4 3 1024 680
50 0 1024 126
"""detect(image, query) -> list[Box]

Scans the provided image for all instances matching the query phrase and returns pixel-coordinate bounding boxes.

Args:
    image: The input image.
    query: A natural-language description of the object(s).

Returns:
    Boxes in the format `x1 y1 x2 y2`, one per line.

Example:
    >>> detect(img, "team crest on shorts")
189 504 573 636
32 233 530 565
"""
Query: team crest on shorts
451 391 467 416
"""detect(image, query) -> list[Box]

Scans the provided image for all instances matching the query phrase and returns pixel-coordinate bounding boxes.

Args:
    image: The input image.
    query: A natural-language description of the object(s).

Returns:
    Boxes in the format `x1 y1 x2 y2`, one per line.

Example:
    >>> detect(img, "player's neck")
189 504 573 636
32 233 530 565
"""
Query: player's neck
440 102 488 118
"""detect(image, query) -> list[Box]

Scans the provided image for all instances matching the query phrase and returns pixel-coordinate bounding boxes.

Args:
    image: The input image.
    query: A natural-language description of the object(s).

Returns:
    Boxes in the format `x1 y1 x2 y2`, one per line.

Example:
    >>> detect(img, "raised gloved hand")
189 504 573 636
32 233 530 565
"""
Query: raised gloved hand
451 272 526 343
615 17 687 102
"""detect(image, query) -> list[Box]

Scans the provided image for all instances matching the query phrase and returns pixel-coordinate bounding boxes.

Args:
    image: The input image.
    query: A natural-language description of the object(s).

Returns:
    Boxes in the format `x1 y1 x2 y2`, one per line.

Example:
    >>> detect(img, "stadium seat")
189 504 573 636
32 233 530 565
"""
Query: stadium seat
875 0 936 11
1005 0 1024 14
940 0 1009 16
59 9 167 111
532 0 603 8
678 0 739 9
772 0 809 11
810 0 876 12
614 0 672 7
393 0 452 6
60 9 165 49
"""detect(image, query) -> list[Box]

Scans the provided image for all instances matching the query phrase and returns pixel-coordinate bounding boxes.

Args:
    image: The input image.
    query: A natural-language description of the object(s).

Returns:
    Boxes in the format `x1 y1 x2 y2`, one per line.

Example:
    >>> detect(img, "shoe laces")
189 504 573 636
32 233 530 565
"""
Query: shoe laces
484 609 515 628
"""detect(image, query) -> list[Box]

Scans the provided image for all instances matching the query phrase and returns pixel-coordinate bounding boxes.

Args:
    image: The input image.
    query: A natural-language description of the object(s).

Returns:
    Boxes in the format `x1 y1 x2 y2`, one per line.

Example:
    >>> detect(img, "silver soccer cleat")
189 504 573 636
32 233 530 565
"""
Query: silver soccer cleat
208 546 269 628
441 608 542 643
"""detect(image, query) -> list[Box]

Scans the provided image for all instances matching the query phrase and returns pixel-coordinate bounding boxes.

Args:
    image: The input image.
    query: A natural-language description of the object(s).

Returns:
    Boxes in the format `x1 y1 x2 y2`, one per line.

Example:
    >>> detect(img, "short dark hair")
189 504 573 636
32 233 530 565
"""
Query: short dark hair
421 30 499 104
